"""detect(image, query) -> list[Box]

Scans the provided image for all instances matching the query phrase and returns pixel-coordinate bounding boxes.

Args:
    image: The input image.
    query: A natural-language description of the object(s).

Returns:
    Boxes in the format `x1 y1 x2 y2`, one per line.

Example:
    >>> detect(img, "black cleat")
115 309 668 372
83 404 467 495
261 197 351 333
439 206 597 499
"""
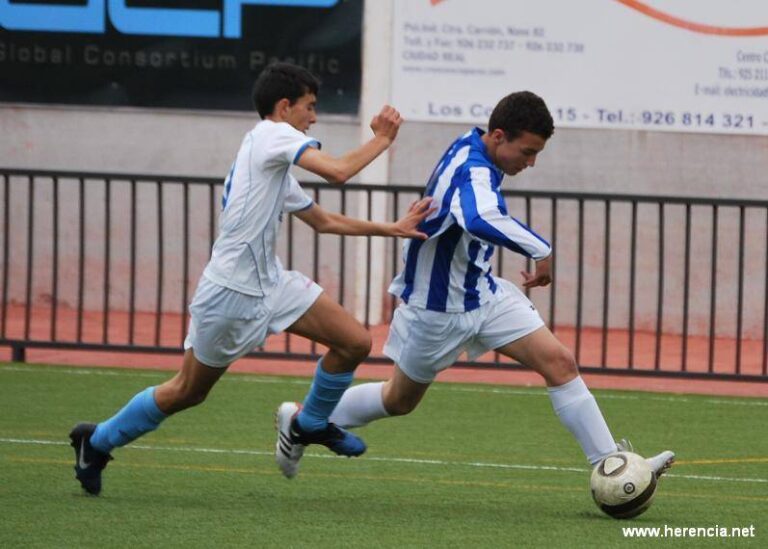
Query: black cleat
69 423 113 496
288 415 367 457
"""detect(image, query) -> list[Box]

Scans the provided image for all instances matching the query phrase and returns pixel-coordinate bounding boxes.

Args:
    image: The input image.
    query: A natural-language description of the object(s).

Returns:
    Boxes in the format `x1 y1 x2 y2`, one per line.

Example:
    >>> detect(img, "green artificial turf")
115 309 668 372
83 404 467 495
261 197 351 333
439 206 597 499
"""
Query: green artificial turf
0 362 765 548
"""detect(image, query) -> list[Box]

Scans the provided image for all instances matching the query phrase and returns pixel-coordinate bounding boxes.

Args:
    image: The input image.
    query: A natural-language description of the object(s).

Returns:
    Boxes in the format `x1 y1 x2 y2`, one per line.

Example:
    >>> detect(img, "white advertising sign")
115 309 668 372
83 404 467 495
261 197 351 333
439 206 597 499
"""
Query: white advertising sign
392 0 768 135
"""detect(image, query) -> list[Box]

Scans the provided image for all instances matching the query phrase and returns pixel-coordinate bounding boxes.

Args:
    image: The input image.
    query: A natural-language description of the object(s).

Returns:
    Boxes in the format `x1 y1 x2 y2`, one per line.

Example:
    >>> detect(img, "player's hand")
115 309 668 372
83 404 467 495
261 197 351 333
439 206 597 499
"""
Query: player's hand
521 255 553 288
391 197 436 240
370 105 403 143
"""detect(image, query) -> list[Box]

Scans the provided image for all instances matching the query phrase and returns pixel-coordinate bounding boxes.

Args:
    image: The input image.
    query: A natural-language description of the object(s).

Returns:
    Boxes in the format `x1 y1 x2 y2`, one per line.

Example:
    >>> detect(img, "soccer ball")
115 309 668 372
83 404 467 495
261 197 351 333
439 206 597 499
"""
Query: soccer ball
590 451 657 519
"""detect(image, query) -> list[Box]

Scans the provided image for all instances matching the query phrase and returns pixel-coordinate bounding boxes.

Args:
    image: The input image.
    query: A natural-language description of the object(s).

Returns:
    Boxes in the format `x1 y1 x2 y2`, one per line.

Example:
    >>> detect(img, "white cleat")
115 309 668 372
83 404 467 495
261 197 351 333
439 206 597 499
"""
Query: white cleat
616 438 634 453
275 402 305 479
646 450 675 478
616 438 675 478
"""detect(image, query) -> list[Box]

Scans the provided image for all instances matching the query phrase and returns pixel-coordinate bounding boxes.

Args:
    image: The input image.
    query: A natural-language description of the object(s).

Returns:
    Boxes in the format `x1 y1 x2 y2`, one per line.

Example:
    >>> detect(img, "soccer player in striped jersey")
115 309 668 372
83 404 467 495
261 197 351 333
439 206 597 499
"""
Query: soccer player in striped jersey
326 91 675 478
68 63 434 494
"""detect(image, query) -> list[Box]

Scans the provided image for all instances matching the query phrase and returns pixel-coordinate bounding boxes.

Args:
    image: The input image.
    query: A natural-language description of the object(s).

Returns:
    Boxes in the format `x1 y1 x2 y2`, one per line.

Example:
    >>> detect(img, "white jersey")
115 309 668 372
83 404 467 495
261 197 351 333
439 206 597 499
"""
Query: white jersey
389 128 552 313
203 120 317 296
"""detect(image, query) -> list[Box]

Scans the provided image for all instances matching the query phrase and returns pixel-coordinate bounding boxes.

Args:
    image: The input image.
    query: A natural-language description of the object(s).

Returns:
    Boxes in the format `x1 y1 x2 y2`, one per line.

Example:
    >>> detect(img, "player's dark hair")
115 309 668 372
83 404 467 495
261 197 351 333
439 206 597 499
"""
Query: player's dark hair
488 91 554 141
252 63 320 118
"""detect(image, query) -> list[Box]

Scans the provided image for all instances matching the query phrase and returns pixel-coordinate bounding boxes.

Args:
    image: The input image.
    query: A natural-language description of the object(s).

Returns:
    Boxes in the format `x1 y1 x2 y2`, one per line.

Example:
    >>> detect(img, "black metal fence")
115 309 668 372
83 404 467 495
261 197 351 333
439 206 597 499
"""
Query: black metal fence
1 168 766 382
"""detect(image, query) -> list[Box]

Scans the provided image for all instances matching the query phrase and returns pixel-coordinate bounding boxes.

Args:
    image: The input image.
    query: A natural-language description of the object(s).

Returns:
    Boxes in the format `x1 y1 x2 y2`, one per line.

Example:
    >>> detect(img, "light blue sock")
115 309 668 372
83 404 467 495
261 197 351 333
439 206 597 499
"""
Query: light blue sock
296 359 354 432
90 387 167 453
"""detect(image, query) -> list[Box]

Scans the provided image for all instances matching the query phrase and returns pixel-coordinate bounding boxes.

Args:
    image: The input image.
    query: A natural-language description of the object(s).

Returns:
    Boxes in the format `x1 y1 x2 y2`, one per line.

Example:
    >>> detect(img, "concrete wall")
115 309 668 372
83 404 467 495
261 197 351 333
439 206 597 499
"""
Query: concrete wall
0 104 358 179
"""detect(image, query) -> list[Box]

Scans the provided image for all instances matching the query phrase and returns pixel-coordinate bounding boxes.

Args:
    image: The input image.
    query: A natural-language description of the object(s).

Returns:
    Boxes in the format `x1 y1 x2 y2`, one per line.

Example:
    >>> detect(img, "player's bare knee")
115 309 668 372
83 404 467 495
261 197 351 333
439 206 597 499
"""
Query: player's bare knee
338 331 372 363
182 387 210 408
549 350 578 386
384 395 417 417
164 379 210 411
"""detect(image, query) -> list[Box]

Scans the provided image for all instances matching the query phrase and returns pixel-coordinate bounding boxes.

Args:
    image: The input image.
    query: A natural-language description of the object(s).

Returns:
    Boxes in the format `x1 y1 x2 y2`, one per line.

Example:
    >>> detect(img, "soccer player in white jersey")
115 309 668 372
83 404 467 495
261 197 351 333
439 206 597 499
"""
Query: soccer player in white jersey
68 63 434 495
308 91 674 480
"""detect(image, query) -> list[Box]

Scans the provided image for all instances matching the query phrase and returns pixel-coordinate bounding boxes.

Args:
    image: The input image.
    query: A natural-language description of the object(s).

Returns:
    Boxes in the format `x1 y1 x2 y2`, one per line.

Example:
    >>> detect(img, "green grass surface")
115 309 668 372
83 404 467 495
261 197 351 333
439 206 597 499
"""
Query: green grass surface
1 362 766 548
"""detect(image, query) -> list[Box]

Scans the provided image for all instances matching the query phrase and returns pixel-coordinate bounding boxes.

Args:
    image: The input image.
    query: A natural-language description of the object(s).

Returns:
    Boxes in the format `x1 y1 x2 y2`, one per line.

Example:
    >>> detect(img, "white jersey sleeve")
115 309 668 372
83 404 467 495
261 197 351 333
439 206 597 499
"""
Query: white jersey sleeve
264 122 320 168
283 175 314 213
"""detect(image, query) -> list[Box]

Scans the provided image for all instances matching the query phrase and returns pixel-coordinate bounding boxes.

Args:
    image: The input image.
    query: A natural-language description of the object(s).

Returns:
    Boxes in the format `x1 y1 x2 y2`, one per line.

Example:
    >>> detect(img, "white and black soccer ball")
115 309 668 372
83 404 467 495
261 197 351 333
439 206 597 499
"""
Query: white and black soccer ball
590 451 657 519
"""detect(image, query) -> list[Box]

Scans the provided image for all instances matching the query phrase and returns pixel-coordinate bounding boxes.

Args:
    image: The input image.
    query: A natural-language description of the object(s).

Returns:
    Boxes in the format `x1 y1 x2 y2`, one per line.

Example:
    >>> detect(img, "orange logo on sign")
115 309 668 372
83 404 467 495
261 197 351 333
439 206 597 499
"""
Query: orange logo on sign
616 0 768 36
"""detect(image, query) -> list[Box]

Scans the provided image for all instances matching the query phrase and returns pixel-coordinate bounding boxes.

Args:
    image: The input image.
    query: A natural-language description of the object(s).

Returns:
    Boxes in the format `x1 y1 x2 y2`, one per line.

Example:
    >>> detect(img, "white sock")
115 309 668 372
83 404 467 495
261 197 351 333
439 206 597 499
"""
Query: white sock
329 382 389 428
547 376 617 465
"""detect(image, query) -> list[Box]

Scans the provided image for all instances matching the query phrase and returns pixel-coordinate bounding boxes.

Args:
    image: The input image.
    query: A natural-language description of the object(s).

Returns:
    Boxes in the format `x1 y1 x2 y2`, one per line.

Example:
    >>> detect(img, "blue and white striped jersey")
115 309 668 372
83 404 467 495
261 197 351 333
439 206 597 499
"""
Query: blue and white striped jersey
389 128 551 313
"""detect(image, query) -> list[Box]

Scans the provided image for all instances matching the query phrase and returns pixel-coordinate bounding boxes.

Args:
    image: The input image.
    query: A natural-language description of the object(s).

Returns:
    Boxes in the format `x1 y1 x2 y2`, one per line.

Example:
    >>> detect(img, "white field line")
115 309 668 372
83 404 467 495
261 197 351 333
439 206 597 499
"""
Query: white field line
2 364 766 407
1 437 766 485
439 385 768 407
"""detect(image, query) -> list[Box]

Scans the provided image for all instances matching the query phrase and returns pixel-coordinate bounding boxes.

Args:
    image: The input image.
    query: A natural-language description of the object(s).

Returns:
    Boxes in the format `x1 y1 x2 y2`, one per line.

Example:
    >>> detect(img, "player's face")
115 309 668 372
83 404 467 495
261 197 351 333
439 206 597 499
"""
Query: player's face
492 130 547 176
285 93 318 133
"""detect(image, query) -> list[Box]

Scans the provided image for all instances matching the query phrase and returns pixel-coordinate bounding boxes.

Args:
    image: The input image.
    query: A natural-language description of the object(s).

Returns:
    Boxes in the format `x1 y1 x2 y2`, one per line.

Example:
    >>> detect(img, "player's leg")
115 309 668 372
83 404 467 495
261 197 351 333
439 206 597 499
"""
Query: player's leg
494 324 577 386
474 281 616 466
92 349 225 448
69 275 244 494
329 364 430 428
479 281 673 474
330 303 464 429
500 327 675 474
70 349 227 495
286 291 372 428
154 349 229 413
275 291 371 477
495 326 617 465
495 327 674 474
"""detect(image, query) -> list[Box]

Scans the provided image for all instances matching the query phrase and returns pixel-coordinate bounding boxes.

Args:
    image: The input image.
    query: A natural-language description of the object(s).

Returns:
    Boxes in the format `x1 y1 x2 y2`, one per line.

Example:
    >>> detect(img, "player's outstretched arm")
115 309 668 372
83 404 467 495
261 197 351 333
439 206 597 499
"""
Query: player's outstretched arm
453 168 552 268
296 106 402 185
294 197 434 239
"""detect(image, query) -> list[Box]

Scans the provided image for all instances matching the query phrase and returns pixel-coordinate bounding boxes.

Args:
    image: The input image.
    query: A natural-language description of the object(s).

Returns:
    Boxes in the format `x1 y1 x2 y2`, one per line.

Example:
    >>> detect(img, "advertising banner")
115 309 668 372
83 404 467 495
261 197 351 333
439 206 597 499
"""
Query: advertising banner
0 0 362 113
392 0 768 134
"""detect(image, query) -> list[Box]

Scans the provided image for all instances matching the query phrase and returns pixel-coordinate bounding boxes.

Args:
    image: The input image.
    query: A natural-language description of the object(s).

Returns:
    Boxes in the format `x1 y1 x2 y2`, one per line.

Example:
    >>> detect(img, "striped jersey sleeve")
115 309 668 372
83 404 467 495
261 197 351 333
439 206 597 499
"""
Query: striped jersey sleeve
450 166 551 260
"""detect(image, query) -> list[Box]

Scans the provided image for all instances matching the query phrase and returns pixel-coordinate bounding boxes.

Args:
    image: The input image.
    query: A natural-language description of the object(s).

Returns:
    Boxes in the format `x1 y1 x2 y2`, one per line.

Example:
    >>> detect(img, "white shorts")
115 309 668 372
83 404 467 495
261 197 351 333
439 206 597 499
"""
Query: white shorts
383 279 544 384
184 271 322 368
